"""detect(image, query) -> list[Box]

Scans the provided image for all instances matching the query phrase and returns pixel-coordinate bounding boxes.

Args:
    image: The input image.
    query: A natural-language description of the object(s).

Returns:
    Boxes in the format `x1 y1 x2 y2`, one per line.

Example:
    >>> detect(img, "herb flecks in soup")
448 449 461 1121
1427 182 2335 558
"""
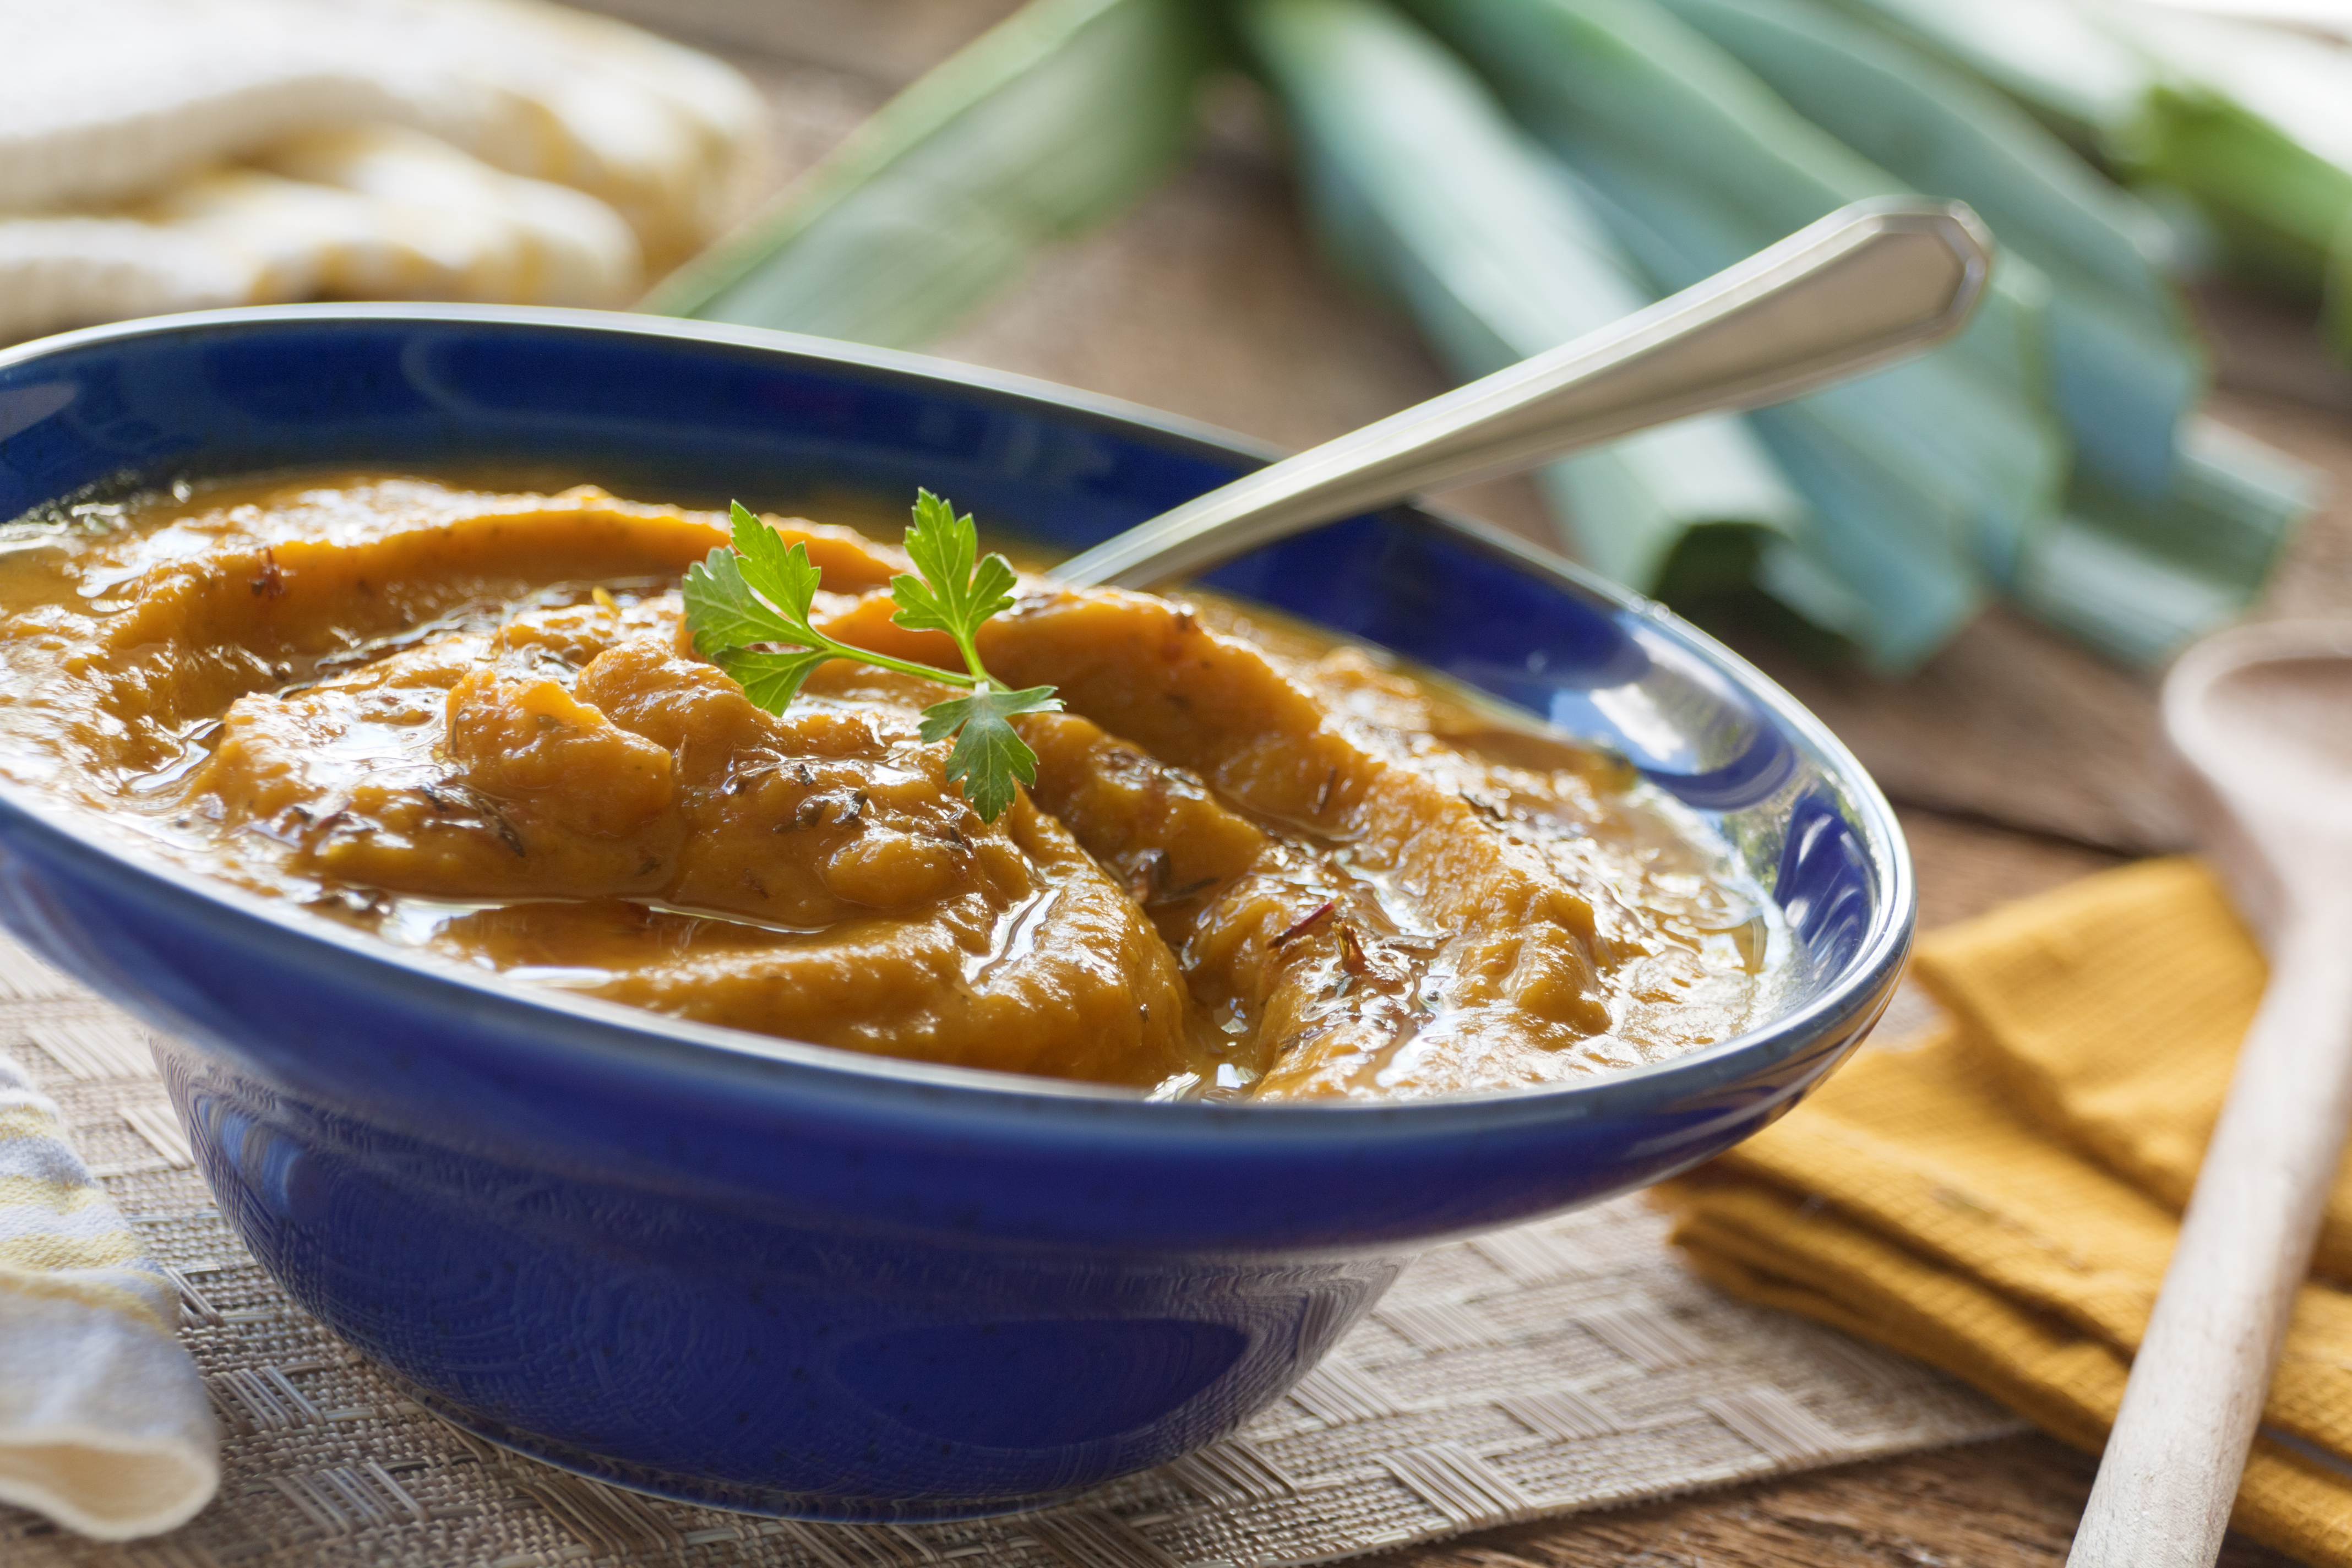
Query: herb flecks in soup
0 478 1784 1101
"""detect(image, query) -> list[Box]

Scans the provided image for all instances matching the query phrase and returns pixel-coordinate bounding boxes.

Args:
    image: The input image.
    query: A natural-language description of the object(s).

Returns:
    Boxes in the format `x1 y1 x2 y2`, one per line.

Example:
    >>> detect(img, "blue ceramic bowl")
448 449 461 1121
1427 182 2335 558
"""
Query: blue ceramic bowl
0 307 1910 1520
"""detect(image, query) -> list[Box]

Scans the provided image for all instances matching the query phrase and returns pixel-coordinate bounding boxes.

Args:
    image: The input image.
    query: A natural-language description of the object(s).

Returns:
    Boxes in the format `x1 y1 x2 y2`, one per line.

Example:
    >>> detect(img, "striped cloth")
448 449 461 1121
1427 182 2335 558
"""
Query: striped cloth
1658 858 2352 1565
0 1054 215 1540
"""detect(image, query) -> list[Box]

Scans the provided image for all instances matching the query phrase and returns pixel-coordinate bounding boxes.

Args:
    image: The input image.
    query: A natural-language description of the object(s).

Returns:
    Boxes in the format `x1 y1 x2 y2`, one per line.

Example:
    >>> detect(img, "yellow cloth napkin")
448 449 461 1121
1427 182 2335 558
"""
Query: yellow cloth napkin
0 1055 216 1539
1656 857 2352 1566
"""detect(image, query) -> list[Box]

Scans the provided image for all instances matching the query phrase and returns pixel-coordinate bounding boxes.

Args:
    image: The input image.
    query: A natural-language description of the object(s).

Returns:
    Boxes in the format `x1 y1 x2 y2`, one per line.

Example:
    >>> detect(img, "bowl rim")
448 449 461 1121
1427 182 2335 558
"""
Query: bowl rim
0 302 1914 1139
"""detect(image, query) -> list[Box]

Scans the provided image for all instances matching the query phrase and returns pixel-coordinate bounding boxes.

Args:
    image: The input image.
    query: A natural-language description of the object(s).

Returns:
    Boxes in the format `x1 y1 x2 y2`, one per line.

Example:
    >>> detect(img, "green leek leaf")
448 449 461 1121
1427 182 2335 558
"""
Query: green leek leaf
1236 0 1806 598
1821 0 2144 152
641 0 1212 346
1834 0 2352 315
1656 0 2204 500
2332 224 2352 366
2125 86 2352 300
1407 0 2066 667
2116 7 2352 300
2016 417 2319 665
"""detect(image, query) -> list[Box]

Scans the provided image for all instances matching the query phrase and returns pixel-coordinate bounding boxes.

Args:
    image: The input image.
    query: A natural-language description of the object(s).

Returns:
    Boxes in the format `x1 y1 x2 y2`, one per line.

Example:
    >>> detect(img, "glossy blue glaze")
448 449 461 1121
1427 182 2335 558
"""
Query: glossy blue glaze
0 307 1912 1519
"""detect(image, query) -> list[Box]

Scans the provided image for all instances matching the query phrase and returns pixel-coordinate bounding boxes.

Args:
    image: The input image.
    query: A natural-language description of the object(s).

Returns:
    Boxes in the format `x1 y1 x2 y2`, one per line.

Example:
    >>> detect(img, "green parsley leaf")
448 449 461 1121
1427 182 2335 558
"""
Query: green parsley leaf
711 645 837 713
726 500 822 618
679 491 1061 824
918 684 1065 823
890 490 1019 656
681 502 824 657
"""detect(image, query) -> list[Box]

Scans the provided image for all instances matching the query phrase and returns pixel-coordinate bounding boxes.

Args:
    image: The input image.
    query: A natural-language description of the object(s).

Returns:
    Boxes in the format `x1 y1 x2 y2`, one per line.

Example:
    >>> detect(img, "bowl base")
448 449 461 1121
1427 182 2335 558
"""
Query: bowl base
405 1382 1102 1523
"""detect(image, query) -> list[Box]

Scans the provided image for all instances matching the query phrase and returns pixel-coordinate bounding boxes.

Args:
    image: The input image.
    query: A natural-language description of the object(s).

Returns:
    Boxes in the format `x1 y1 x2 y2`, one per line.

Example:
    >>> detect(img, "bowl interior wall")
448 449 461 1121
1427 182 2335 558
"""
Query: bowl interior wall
0 312 1882 992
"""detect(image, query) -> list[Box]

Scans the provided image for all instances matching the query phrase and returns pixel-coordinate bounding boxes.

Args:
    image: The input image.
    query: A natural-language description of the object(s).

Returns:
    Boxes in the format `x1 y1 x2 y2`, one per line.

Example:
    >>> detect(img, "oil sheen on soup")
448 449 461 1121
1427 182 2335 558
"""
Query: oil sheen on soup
0 477 1790 1101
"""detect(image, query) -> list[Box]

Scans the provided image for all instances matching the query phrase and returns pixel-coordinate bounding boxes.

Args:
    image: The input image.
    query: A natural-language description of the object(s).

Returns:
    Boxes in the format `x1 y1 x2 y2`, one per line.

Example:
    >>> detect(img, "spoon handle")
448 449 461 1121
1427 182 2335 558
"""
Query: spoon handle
1055 195 1991 591
2067 906 2352 1567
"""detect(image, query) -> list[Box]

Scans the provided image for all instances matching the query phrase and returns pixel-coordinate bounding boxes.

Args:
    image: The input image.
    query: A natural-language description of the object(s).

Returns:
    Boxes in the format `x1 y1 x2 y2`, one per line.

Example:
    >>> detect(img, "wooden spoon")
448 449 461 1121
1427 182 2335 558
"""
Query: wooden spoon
2069 620 2352 1567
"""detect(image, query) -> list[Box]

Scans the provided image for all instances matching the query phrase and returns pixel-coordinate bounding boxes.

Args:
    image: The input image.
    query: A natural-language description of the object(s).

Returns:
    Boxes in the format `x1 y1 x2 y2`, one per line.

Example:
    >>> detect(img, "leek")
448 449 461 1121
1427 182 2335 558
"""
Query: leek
2113 4 2352 299
1407 0 2062 667
1235 0 1806 600
2124 86 2352 301
641 0 1211 346
1655 0 2201 500
1836 0 2352 313
2335 227 2352 365
2016 418 2318 665
1822 0 2145 152
1794 0 2328 655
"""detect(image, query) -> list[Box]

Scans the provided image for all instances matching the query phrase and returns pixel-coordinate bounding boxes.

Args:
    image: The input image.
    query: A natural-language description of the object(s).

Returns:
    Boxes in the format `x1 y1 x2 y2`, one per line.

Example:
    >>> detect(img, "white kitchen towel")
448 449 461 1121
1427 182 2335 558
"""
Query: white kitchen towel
0 0 765 341
0 1053 215 1540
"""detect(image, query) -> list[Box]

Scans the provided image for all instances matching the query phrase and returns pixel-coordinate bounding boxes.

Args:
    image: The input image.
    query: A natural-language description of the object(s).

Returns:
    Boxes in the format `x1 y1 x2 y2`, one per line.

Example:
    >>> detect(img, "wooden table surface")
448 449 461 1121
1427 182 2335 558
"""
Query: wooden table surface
592 4 2352 1559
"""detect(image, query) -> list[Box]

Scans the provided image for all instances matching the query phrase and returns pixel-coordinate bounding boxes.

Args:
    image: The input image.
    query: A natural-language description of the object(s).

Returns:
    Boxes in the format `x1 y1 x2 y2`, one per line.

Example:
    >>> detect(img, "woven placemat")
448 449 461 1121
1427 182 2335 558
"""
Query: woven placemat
0 940 2014 1567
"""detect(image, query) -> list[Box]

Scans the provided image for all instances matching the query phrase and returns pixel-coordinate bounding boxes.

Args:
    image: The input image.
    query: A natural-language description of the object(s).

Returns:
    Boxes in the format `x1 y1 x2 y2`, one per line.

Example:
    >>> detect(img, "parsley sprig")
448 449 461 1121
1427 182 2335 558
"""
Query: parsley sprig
682 492 1061 821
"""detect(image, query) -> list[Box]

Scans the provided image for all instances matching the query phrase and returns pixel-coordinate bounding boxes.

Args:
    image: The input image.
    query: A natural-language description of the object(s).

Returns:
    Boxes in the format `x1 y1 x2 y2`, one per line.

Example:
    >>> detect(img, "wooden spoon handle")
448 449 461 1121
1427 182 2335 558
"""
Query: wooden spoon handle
2068 906 2352 1567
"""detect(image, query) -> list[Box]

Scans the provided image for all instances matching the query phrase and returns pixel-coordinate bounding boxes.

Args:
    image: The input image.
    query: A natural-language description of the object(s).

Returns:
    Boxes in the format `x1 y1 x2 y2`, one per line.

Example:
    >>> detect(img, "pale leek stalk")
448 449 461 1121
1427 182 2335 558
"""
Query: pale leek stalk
1837 0 2352 324
1794 0 2329 655
2016 418 2319 664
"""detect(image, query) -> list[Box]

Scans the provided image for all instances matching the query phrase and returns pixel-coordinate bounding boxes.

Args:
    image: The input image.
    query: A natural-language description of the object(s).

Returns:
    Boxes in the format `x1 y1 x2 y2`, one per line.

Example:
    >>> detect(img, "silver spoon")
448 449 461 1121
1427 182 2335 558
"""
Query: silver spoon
2070 620 2352 1568
1055 194 1994 590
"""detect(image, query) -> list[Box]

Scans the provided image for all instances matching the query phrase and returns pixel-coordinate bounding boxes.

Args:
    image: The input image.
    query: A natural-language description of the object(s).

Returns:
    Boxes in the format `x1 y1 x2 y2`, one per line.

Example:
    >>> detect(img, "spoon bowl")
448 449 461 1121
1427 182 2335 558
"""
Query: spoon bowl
2171 623 2352 849
2071 621 2352 1567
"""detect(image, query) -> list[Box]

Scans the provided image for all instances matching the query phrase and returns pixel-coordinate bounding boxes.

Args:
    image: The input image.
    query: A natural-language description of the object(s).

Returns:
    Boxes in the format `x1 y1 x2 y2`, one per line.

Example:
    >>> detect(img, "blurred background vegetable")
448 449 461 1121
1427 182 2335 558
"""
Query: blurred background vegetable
644 0 1211 344
646 0 2336 674
1234 0 1809 607
1399 0 2074 669
1844 0 2352 356
3 0 2342 677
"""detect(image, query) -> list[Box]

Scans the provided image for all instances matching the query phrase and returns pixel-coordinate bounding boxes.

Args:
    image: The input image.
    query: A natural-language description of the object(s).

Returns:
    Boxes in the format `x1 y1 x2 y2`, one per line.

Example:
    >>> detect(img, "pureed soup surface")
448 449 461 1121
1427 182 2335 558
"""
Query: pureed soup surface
0 476 1789 1101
